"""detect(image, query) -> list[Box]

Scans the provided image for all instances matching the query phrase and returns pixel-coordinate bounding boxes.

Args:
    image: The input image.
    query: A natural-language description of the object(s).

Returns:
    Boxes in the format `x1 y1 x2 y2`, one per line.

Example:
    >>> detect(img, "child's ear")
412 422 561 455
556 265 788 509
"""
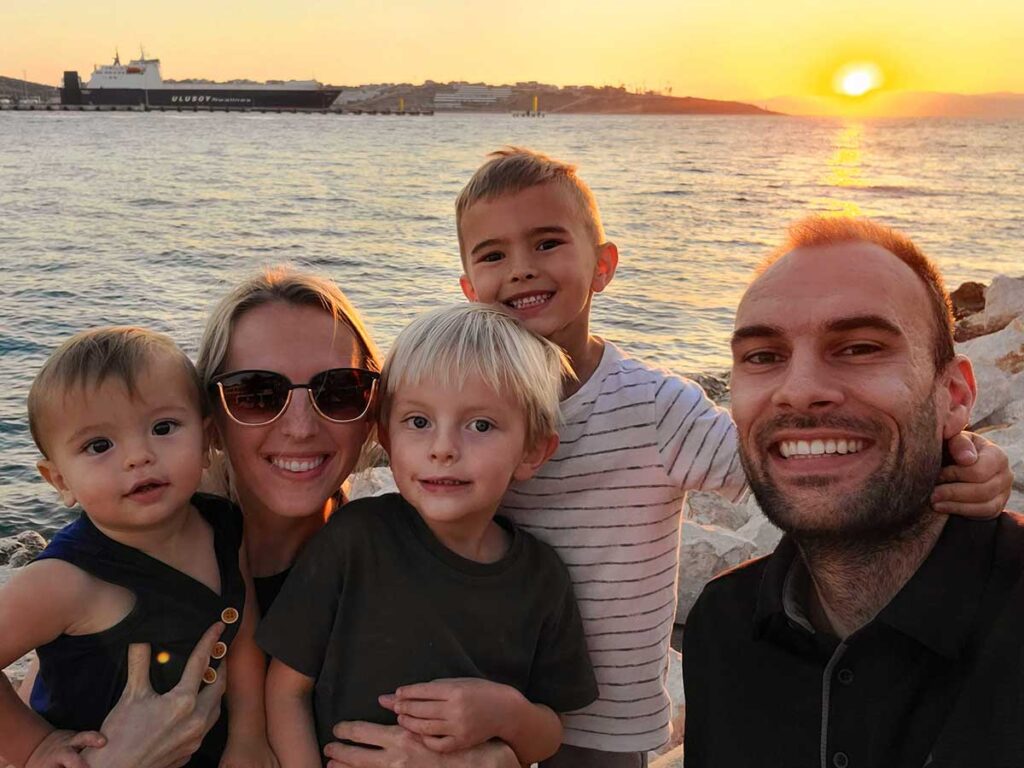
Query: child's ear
37 459 77 508
513 433 560 482
592 242 619 294
459 274 479 302
940 355 978 439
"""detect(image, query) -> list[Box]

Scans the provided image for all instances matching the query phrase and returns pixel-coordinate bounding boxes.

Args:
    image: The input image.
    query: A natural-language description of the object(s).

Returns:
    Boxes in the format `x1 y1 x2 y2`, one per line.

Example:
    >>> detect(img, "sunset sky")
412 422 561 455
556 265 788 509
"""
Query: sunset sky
5 0 1022 101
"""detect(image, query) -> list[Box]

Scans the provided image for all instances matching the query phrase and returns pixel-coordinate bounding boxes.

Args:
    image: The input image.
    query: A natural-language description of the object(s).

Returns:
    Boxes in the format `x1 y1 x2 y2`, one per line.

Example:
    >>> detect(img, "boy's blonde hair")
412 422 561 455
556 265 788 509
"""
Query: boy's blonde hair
379 304 572 447
196 265 384 503
28 327 204 458
455 147 606 268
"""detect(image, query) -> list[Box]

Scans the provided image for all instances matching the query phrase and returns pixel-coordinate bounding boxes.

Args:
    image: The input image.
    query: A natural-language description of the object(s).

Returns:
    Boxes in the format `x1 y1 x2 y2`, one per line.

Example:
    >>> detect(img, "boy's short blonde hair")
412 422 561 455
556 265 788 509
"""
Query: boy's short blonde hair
28 327 204 458
379 304 572 447
455 147 606 268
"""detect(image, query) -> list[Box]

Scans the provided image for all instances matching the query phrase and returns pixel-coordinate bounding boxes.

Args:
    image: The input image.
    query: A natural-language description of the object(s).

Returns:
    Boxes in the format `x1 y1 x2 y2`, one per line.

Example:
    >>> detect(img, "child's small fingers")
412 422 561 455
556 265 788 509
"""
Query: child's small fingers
932 476 1001 503
946 432 978 465
393 681 445 701
392 699 446 719
932 499 1003 519
396 714 450 737
377 693 397 711
68 730 107 749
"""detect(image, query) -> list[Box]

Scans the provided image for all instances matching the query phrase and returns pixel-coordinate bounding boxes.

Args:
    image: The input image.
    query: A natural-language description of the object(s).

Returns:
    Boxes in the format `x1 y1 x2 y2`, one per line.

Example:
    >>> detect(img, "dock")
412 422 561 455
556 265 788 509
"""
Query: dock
0 103 434 115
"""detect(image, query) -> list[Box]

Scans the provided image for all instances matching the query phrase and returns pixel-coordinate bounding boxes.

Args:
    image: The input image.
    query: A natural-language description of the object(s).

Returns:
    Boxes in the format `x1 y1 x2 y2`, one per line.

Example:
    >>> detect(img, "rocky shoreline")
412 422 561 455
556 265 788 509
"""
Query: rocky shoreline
3 275 1021 767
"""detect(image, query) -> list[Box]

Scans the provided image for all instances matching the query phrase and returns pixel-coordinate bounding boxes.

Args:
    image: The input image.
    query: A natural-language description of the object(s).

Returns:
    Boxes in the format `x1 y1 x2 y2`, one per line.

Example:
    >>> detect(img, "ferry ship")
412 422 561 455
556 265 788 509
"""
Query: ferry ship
61 52 342 110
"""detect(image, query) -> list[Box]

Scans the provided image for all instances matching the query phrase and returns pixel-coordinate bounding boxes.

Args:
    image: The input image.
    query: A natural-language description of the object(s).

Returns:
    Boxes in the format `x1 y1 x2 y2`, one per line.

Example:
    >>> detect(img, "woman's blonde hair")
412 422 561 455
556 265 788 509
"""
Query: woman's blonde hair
379 304 571 447
196 265 384 504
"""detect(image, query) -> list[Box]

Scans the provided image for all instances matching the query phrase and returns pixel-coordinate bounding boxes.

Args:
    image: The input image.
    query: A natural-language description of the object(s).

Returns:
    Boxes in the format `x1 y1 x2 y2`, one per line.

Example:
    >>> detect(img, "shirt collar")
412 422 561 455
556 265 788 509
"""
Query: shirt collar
753 516 998 659
873 515 997 659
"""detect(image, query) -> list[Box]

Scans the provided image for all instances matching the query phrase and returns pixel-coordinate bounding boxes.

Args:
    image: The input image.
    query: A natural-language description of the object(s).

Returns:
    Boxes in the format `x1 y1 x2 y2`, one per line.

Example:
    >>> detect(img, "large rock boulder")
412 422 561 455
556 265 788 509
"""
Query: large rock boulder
956 275 1024 341
959 315 1024 427
677 519 758 622
0 531 47 568
684 490 753 530
950 281 987 320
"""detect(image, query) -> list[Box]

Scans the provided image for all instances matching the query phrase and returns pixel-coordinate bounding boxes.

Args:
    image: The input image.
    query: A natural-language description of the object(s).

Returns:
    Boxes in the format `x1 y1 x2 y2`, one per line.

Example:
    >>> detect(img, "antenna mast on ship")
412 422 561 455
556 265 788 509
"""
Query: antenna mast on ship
114 49 120 65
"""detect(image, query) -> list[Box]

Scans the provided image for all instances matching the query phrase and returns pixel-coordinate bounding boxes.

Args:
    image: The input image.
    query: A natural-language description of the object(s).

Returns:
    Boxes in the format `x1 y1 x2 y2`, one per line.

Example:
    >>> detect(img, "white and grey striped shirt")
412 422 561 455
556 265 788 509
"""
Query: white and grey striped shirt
501 341 747 752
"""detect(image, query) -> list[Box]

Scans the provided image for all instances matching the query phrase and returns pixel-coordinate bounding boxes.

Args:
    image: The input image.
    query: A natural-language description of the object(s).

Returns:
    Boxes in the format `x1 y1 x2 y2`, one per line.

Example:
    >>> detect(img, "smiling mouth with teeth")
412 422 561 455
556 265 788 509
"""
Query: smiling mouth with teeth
270 456 326 473
777 438 867 459
505 292 553 310
421 478 470 486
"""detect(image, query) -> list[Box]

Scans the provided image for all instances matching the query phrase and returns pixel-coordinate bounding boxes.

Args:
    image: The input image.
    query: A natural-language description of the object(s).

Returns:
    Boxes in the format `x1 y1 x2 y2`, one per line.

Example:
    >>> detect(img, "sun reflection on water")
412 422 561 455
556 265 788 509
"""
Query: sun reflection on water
817 122 865 217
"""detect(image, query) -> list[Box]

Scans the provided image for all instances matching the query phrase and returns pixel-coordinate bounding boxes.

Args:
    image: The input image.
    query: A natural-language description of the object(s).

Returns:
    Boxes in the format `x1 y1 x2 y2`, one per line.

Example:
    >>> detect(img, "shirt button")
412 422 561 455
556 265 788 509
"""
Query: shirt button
221 607 239 624
211 641 227 659
202 667 218 684
833 752 849 768
837 668 854 685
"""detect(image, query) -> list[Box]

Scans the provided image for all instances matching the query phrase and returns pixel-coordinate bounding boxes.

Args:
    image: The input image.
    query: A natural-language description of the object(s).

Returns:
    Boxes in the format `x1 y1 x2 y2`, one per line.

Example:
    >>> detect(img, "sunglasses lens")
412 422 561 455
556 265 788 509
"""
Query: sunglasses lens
219 372 289 424
309 369 376 422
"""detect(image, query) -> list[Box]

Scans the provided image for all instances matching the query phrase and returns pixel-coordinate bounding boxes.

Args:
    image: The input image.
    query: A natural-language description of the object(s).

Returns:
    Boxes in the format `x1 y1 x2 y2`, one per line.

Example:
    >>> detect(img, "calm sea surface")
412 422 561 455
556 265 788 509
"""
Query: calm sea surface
1 112 1021 535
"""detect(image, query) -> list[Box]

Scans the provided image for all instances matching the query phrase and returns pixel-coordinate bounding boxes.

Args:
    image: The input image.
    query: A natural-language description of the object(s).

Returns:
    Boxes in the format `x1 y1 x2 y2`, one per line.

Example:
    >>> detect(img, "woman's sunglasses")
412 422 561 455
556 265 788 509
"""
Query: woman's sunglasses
210 368 379 426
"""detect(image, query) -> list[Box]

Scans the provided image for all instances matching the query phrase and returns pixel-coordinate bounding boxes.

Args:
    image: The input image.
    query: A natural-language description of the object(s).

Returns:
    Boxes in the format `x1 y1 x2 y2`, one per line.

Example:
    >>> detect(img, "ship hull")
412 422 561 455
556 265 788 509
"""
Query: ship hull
62 87 341 109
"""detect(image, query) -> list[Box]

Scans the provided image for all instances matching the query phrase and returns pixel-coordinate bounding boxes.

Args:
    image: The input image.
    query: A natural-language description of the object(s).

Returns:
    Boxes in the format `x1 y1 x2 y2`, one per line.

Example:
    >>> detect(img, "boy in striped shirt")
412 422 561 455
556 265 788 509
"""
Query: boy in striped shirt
447 147 1011 766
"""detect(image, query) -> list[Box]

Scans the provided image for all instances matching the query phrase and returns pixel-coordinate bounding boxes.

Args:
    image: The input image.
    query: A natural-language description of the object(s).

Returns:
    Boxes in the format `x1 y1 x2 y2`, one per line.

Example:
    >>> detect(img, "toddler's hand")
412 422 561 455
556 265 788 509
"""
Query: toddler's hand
932 431 1012 518
218 736 279 768
379 678 519 753
25 729 106 768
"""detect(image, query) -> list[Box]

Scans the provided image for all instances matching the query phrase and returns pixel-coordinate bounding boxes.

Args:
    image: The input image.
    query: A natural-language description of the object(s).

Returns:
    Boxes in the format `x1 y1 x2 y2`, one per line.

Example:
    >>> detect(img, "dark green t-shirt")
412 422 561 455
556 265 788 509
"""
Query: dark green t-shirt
256 493 598 750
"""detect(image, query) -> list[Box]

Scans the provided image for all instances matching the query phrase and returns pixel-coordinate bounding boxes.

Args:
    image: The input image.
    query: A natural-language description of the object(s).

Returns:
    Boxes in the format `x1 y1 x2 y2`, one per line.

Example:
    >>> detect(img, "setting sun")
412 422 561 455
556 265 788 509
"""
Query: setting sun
833 61 884 97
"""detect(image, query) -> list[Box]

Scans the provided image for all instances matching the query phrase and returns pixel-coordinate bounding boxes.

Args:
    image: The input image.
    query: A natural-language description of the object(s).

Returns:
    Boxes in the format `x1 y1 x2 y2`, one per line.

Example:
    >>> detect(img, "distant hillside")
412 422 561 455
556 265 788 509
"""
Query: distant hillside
508 91 776 116
333 82 777 116
766 91 1024 118
0 76 58 100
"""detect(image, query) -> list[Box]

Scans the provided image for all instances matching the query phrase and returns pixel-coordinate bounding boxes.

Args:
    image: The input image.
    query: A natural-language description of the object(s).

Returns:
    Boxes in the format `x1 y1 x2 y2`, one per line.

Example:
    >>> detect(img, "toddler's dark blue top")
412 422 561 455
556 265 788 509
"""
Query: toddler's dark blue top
29 493 246 767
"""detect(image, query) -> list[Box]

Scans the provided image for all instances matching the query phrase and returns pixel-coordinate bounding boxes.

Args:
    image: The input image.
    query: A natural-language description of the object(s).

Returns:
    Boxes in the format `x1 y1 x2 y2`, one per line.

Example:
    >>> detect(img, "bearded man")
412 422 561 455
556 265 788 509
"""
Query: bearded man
682 216 1023 768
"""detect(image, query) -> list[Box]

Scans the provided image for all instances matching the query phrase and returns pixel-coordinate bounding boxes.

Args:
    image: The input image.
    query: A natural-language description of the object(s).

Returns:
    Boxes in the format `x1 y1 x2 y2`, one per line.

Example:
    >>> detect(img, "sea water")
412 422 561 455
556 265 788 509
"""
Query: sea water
1 112 1021 534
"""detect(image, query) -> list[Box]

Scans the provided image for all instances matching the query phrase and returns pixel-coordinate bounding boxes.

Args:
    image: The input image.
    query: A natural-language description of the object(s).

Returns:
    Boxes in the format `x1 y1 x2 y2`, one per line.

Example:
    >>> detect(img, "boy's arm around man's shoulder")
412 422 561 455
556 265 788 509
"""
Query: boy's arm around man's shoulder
652 370 747 500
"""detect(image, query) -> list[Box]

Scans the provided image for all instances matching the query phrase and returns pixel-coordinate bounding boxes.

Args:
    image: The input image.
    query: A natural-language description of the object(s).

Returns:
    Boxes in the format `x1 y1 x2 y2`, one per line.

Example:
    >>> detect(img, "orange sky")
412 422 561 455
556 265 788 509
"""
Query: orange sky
4 0 1022 101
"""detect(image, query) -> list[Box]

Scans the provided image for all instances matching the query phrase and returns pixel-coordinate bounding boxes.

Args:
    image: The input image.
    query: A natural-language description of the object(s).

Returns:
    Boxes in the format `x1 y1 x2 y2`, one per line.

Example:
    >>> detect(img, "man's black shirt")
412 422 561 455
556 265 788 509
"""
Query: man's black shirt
683 513 1024 768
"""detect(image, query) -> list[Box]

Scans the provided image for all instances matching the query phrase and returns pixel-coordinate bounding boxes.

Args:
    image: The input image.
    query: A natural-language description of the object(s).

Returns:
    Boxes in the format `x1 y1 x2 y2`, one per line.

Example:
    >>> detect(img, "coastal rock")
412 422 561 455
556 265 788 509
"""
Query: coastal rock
677 519 757 622
956 275 1024 342
684 490 752 530
650 746 684 768
347 466 398 500
0 531 47 567
3 649 36 689
959 315 1024 427
686 372 731 405
735 507 784 553
950 281 987 320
